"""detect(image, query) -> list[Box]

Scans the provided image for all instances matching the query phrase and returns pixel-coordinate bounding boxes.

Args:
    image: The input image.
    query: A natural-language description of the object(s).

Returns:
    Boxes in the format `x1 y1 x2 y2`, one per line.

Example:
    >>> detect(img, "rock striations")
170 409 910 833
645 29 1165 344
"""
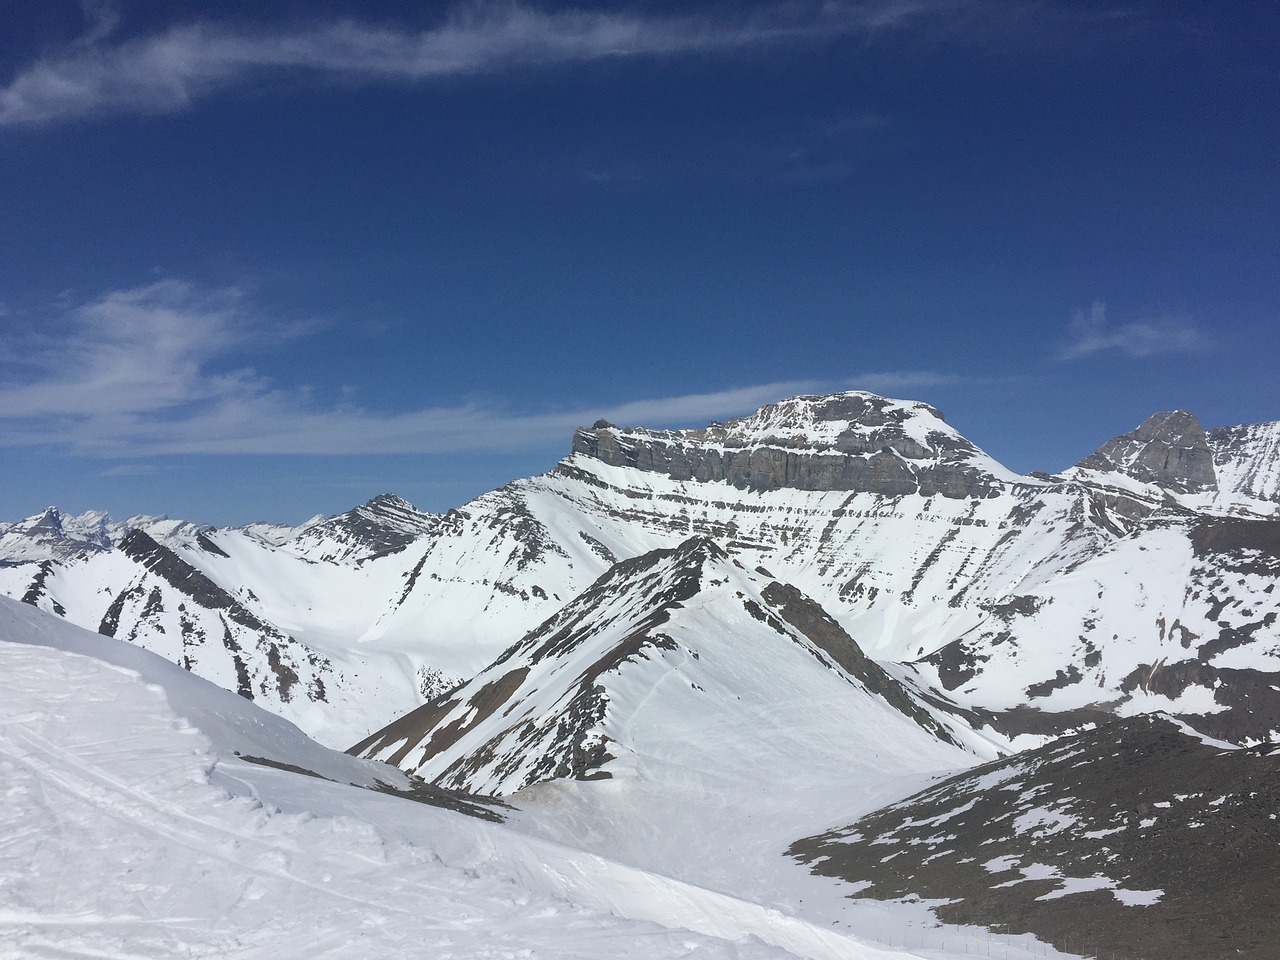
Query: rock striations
1073 409 1218 494
1 389 1277 753
571 392 1016 498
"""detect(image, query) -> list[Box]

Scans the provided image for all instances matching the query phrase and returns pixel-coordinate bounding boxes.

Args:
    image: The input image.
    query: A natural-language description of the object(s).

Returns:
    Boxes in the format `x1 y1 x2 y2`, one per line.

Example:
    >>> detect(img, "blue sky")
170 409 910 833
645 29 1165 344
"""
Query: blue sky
0 1 1276 526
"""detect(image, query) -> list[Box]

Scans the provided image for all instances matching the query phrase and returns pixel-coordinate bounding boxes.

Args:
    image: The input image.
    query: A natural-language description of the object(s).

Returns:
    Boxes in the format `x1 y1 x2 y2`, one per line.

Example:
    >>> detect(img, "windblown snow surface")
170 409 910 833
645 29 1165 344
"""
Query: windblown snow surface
1 595 1081 959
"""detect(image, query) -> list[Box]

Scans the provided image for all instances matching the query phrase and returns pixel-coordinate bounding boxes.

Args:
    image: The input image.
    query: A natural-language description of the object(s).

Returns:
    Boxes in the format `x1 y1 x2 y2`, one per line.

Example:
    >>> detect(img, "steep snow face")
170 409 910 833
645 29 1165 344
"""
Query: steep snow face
354 538 984 796
354 538 988 902
1209 421 1280 515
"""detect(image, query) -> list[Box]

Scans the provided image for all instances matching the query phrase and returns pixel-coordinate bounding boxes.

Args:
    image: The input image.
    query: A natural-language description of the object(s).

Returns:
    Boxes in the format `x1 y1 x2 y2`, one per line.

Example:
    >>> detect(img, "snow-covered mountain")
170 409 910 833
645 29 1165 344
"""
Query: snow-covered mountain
0 504 213 563
5 388 1278 960
351 536 981 794
2 390 1278 753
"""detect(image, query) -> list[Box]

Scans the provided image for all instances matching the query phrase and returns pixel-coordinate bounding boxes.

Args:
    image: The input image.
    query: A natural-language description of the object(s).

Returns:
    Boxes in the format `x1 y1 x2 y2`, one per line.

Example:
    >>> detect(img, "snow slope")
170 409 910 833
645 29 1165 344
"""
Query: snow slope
354 538 1002 929
2 593 1073 960
0 596 822 960
2 390 1277 751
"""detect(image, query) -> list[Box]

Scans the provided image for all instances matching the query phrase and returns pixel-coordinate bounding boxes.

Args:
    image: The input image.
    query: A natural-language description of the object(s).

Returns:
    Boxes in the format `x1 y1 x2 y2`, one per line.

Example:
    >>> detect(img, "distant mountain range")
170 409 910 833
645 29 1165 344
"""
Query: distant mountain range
4 390 1275 752
3 388 1278 958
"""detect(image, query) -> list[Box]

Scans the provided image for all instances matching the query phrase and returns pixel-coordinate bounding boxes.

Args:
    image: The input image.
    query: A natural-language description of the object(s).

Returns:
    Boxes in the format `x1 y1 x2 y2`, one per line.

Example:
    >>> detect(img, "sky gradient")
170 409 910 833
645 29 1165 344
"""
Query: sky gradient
1 1 1276 525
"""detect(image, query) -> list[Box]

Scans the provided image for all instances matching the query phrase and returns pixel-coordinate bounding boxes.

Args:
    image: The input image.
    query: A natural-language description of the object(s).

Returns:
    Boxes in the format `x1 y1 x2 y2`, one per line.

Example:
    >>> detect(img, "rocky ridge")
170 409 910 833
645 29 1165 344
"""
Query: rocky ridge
350 536 976 795
287 493 445 563
1 389 1277 752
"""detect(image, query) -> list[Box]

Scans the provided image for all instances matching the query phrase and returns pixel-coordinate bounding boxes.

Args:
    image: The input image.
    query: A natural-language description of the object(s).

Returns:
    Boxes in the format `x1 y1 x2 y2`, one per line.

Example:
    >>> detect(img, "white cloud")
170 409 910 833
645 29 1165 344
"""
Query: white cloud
101 463 162 477
1058 301 1208 360
0 2 932 126
0 279 967 457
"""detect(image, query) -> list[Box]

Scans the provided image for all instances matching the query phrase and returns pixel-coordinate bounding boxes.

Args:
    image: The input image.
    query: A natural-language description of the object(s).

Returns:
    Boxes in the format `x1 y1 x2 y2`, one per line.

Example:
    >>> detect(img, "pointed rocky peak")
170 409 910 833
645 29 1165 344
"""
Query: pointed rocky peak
350 535 960 794
286 492 441 563
30 506 65 534
0 505 114 563
1072 410 1217 495
569 390 1021 499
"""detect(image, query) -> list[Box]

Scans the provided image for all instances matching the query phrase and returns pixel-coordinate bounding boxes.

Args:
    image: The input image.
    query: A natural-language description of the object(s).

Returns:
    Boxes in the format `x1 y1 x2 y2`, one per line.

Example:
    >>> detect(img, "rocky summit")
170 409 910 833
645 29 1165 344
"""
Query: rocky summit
1074 409 1218 494
572 392 1012 498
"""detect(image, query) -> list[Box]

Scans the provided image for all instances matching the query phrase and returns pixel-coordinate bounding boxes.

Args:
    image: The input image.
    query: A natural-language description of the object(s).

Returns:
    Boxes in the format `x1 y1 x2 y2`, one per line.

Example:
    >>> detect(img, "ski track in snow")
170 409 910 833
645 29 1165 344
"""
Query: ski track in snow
0 610 1081 960
0 637 806 960
4 621 1062 960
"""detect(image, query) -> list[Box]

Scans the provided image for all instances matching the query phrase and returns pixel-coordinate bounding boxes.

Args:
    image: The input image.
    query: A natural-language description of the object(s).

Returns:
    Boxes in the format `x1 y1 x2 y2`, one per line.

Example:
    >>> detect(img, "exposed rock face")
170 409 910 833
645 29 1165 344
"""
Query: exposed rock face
288 492 442 563
1075 410 1218 494
791 715 1280 960
570 392 1010 499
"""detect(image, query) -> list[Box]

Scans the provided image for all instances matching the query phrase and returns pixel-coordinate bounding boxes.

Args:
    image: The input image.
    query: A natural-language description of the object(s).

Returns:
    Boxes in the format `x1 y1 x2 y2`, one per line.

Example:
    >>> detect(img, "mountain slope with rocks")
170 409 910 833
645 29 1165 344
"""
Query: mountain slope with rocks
790 714 1280 960
1 391 1277 753
350 536 980 794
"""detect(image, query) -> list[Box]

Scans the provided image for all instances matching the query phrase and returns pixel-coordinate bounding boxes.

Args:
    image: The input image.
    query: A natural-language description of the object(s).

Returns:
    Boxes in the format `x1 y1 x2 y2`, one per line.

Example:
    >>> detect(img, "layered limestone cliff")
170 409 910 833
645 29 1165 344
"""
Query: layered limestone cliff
570 392 1014 499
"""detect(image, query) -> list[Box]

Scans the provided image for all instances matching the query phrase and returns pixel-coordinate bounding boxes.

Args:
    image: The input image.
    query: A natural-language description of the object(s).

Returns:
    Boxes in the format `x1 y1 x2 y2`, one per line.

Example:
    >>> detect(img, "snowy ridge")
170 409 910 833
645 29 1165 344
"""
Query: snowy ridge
0 593 401 788
0 390 1277 752
0 596 822 959
912 512 1280 743
354 535 984 797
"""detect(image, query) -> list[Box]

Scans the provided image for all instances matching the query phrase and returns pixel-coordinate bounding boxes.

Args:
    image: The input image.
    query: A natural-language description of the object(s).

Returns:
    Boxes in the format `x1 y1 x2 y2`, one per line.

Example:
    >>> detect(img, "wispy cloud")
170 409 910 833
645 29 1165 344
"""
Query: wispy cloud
1058 301 1208 360
0 2 931 127
0 279 967 456
101 463 162 477
0 1 1140 127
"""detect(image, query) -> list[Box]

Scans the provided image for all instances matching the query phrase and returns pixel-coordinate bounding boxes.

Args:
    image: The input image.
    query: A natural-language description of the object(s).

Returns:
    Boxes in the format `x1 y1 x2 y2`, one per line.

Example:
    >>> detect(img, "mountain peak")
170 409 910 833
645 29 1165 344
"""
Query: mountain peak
351 535 960 794
570 390 1017 498
31 506 65 533
285 491 439 563
1073 409 1217 494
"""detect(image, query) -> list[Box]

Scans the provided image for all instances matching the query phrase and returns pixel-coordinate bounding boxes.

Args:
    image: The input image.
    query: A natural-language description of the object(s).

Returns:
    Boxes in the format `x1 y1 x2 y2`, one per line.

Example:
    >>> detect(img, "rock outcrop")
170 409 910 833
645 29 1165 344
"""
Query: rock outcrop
287 492 442 563
1074 410 1218 494
570 392 1011 499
